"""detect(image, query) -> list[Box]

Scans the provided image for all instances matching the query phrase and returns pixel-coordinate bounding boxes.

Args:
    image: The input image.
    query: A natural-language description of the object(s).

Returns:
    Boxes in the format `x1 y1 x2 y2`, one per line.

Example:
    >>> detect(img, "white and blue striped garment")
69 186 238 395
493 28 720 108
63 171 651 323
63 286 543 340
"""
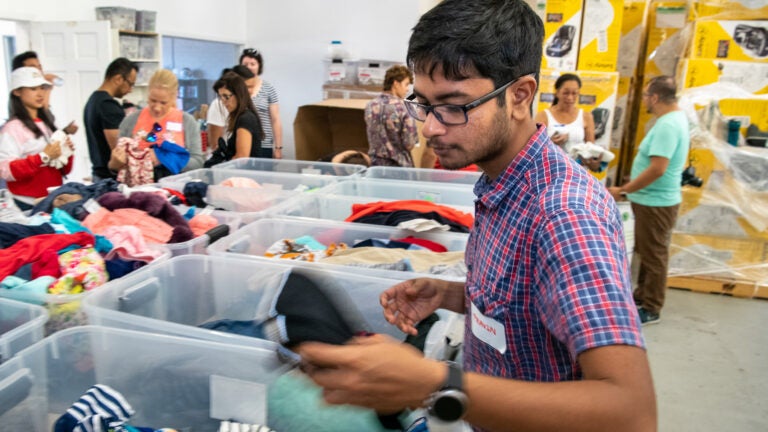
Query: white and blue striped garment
251 81 279 148
66 384 134 432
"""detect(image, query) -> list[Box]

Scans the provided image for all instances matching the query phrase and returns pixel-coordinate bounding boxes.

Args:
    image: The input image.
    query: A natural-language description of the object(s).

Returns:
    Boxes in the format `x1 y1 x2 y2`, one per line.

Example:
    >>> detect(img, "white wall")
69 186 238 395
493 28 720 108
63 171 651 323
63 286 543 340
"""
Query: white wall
246 0 423 159
0 0 247 43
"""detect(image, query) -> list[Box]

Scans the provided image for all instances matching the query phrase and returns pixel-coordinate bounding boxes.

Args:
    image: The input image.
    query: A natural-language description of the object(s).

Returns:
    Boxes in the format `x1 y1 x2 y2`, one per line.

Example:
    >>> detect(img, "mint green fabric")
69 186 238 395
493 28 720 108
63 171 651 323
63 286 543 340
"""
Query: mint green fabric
627 111 689 207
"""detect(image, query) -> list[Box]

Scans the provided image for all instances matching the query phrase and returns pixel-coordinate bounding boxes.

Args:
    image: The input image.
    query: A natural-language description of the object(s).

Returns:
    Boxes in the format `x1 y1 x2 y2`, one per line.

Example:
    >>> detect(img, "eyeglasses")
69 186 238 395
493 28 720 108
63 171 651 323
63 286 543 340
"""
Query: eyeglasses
218 92 235 101
145 122 162 143
122 75 136 88
242 48 260 57
404 77 522 126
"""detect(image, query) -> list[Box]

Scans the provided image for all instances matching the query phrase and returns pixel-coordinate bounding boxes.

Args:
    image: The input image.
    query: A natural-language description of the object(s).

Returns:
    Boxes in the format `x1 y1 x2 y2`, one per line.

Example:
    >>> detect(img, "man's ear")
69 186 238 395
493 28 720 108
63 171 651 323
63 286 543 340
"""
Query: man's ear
509 76 538 120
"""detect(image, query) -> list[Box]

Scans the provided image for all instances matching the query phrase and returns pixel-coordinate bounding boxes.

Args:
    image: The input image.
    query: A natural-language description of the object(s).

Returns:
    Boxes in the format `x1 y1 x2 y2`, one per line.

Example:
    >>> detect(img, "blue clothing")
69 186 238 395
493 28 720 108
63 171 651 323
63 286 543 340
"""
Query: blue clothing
464 125 644 382
627 110 689 206
152 141 191 175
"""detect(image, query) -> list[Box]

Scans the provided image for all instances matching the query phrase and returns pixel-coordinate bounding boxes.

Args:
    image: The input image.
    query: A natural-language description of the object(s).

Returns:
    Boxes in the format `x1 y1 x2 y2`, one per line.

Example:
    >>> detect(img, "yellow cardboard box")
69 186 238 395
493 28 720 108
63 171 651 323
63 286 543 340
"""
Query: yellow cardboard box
695 0 768 20
643 2 691 78
617 0 650 77
678 58 768 94
541 0 584 71
691 20 768 62
577 0 624 72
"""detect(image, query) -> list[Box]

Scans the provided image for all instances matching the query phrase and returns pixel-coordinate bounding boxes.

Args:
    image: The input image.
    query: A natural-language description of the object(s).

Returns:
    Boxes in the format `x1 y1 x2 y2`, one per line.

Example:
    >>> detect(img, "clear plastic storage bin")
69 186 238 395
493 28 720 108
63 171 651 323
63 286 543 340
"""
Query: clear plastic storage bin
207 218 469 279
365 166 483 185
163 206 242 256
0 326 287 431
83 255 435 344
315 178 475 206
158 168 339 223
0 298 47 364
214 157 366 178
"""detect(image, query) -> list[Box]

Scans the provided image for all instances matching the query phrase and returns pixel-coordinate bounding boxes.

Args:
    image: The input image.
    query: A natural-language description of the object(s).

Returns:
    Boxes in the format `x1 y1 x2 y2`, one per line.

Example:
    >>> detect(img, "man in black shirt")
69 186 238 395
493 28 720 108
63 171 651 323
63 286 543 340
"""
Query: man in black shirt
83 58 138 181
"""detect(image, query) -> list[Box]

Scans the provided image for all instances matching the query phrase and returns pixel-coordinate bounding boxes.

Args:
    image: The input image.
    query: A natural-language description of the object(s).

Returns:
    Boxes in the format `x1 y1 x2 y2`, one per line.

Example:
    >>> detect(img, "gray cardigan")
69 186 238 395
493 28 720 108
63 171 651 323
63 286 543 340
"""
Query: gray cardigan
118 110 204 172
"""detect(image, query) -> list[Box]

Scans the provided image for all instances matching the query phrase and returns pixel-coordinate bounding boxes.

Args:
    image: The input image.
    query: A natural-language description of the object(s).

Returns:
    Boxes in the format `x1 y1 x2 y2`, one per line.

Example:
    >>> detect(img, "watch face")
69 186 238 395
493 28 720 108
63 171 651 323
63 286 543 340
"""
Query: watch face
433 390 467 422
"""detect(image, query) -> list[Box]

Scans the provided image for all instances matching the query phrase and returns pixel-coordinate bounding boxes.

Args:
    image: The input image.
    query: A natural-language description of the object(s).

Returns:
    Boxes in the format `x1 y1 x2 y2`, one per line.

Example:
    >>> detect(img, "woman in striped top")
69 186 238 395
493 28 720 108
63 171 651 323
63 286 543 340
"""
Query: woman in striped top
240 48 283 159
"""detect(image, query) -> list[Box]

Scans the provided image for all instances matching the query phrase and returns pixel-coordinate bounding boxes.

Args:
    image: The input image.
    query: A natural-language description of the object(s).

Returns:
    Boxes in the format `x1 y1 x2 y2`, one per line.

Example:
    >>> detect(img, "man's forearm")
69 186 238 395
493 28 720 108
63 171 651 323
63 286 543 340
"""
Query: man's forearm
440 280 467 313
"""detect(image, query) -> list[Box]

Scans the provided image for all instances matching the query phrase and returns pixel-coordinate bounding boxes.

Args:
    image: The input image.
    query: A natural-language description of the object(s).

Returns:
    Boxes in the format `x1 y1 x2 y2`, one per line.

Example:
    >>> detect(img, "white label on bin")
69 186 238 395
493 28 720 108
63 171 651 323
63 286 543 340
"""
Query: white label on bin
210 375 267 424
301 168 322 175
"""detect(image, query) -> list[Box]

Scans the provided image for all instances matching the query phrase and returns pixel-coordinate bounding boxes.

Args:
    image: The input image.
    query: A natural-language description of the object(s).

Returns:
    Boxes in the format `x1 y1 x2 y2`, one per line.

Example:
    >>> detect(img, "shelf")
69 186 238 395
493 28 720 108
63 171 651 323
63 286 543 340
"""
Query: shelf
118 30 158 37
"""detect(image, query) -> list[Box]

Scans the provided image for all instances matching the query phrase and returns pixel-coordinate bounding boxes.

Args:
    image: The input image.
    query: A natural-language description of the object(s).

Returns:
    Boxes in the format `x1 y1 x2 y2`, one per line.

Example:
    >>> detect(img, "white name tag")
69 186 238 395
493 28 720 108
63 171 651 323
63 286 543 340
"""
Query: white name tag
166 121 183 132
470 301 507 354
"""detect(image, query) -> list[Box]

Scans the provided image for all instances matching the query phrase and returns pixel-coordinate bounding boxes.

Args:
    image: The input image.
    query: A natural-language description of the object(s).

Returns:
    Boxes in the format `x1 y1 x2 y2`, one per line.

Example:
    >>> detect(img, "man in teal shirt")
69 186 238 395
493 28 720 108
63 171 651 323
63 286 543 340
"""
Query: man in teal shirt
609 75 689 325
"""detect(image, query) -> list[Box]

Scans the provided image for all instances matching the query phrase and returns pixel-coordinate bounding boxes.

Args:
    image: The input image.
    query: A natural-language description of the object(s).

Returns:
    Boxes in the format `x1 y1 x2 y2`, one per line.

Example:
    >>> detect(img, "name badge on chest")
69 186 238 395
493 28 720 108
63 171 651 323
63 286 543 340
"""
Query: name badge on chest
470 301 507 354
166 121 183 132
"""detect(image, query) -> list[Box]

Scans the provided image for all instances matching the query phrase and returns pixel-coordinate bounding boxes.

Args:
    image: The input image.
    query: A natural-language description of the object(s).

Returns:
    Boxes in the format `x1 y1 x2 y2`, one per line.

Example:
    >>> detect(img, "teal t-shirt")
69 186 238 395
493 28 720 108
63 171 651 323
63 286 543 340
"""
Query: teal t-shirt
627 110 689 207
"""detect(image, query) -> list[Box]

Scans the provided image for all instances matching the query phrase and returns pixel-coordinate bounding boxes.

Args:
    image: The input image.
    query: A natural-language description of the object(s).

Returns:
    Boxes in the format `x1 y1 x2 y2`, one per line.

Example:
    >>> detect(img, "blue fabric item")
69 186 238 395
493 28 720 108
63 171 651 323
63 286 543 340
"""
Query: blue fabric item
182 182 209 208
51 208 113 254
53 384 134 432
31 179 120 220
105 258 146 280
0 222 55 248
152 141 190 175
293 235 327 252
198 319 266 339
1 275 55 304
405 417 429 432
183 207 196 221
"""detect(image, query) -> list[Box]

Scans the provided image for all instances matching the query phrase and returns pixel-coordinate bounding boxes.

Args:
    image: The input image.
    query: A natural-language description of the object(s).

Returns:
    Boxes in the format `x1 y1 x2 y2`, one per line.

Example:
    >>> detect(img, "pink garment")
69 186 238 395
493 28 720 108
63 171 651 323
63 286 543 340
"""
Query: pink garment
83 207 174 244
116 137 155 187
220 177 261 188
101 225 165 262
188 214 219 237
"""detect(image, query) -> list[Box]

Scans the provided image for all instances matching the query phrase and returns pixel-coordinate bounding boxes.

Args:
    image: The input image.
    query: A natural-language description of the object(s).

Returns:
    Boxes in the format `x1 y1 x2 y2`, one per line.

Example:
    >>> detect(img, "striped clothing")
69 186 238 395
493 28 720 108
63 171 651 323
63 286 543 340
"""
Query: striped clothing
252 80 279 148
464 126 643 388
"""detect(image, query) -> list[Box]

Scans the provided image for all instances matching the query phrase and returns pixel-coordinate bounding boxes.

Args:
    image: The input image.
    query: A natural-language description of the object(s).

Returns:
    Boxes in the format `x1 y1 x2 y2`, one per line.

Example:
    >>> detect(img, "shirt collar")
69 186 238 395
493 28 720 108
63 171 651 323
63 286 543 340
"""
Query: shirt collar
474 124 549 209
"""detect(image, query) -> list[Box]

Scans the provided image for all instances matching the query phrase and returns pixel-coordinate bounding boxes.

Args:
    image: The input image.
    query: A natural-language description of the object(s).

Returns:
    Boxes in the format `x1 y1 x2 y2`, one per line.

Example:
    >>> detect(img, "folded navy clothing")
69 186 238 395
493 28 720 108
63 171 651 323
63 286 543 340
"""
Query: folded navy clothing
31 179 120 219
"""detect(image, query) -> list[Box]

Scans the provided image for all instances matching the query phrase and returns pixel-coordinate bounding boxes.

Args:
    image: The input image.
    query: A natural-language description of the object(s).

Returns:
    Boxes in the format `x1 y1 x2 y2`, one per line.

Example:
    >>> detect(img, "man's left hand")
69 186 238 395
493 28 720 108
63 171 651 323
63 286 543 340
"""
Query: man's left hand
608 186 625 201
63 121 78 135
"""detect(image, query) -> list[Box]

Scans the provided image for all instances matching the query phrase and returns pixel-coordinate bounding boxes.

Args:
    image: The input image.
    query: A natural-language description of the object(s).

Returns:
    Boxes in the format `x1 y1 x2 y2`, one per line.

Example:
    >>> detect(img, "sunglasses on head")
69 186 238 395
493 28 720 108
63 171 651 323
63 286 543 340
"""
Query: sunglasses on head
145 122 162 143
242 48 260 57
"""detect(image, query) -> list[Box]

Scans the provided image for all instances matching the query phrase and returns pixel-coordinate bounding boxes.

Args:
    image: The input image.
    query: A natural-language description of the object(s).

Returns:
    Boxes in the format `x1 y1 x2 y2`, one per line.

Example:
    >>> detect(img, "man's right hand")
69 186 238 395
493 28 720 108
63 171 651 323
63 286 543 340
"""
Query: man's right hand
380 278 447 336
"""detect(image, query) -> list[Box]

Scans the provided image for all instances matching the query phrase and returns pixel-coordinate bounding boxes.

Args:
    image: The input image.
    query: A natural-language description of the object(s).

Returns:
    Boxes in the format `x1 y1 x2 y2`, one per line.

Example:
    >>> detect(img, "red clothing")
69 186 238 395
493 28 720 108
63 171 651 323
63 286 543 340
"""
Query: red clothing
0 232 95 281
434 157 480 172
345 200 474 229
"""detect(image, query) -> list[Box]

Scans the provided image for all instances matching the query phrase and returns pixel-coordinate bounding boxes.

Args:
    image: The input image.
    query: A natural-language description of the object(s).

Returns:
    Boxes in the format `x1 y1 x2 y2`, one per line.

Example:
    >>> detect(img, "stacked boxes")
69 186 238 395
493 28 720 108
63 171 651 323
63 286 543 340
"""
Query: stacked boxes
617 1 651 77
541 0 585 71
577 0 625 72
691 20 768 62
678 59 768 94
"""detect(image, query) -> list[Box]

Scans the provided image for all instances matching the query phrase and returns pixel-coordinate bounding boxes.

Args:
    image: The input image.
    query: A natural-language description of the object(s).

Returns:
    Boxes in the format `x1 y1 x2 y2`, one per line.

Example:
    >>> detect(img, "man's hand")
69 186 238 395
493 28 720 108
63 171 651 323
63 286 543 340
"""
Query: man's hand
380 278 447 336
63 121 78 135
300 334 444 413
551 131 569 146
607 186 625 201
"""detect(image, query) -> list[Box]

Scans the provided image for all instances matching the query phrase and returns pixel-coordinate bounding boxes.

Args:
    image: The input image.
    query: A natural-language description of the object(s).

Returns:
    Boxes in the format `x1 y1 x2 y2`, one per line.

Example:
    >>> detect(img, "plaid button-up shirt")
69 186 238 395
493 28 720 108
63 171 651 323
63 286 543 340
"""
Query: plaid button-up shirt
463 125 644 384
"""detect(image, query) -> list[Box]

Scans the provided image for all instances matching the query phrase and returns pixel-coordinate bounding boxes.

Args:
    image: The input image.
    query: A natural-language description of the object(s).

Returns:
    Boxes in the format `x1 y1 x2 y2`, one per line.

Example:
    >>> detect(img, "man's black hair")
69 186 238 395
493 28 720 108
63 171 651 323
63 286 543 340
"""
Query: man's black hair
407 0 543 94
105 57 139 80
12 51 38 71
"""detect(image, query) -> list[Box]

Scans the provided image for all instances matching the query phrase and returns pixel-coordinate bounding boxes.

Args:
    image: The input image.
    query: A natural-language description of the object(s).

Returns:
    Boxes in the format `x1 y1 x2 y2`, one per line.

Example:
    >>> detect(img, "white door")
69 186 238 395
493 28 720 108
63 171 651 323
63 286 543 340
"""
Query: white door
30 20 111 182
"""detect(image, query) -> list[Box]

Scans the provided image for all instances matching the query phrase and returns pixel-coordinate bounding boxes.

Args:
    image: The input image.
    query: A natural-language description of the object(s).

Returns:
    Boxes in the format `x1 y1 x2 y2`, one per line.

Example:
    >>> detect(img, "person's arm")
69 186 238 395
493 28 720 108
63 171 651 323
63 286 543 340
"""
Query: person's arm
118 112 138 139
269 103 283 159
206 98 228 151
608 156 668 201
380 277 465 335
399 104 418 152
103 129 120 150
584 109 596 143
107 143 127 171
207 125 223 152
182 113 203 171
233 127 253 159
101 98 127 150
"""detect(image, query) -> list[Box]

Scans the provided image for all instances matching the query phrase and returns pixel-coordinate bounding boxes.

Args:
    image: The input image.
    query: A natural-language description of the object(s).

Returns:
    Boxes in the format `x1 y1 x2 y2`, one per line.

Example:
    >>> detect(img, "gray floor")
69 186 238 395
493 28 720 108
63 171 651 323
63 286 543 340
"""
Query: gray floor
644 289 768 431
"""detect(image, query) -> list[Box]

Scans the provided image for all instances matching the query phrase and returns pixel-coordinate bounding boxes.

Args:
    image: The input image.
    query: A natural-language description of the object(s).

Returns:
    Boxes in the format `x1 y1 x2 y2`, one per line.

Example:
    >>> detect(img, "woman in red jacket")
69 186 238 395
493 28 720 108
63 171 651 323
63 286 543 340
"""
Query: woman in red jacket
0 67 73 210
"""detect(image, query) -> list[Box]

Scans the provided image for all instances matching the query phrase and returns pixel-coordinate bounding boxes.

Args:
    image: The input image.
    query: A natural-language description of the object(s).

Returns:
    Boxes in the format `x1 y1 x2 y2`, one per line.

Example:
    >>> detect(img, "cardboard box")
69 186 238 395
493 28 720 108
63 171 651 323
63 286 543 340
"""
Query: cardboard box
603 76 634 186
695 0 768 20
617 0 650 77
293 99 369 161
643 2 691 78
537 69 620 151
670 232 768 278
678 58 768 94
578 0 624 72
541 0 584 71
691 20 768 62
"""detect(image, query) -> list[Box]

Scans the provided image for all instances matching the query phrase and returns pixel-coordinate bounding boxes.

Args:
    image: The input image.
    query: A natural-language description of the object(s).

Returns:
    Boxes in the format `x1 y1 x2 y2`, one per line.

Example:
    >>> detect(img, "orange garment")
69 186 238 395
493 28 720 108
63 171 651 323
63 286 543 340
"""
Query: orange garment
132 107 186 149
82 207 174 244
345 200 474 229
434 158 480 172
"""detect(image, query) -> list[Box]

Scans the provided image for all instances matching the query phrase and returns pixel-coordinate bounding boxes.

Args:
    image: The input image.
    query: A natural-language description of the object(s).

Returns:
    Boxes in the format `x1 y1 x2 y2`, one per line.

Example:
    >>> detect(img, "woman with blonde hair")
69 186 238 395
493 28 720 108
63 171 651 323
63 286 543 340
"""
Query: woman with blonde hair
110 69 203 183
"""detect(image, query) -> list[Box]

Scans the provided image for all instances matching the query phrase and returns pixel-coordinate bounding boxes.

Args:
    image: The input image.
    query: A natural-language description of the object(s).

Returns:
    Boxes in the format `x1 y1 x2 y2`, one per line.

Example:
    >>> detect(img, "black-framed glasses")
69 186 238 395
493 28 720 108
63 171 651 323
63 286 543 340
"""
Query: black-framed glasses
145 122 162 143
242 48 260 57
218 92 235 101
122 75 136 88
404 77 522 126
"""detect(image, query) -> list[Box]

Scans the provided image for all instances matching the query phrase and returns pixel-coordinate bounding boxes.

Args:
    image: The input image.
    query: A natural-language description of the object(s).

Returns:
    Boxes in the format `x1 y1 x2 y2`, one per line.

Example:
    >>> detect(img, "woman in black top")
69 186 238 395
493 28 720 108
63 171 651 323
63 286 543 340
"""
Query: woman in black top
206 71 263 166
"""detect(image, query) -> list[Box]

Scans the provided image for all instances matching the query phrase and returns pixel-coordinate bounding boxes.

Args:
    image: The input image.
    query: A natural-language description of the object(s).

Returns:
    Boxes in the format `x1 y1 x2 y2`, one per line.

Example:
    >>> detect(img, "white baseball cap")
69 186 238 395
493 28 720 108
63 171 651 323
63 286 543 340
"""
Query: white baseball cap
11 67 52 90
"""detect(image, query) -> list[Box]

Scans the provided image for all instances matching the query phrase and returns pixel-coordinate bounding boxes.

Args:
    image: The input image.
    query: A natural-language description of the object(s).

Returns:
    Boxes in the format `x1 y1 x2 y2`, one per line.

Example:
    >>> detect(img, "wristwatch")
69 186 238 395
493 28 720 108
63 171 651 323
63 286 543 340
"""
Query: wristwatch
426 361 469 422
39 152 50 165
